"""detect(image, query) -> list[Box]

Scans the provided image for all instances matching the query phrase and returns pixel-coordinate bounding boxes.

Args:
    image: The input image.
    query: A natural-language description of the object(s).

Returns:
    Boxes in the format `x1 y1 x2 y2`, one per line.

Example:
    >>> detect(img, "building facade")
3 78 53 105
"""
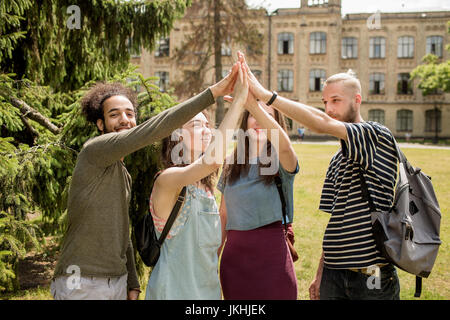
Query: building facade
132 0 450 140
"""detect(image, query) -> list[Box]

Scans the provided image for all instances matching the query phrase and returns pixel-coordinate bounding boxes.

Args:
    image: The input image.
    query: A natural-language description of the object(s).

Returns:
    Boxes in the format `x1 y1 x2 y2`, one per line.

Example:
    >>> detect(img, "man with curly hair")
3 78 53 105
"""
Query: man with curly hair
51 65 238 300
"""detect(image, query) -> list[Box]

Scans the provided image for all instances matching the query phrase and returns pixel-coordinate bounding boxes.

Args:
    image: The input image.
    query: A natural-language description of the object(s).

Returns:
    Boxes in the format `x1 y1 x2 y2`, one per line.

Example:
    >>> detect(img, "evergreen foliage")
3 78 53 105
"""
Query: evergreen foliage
0 0 189 292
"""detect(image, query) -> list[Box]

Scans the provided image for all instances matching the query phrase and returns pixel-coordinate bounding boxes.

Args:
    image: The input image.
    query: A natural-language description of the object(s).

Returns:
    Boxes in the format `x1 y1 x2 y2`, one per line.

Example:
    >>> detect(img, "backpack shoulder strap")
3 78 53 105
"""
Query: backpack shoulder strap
157 186 187 246
274 175 288 234
358 169 377 212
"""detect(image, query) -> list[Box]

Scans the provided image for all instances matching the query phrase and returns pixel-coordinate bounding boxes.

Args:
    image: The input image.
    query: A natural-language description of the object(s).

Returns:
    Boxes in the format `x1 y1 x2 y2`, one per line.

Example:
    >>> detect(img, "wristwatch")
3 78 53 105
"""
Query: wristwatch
266 91 278 106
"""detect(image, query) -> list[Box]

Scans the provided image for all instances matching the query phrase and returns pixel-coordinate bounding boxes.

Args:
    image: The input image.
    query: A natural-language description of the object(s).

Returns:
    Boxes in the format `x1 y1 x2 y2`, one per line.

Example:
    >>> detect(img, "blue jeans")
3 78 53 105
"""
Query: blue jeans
319 264 400 300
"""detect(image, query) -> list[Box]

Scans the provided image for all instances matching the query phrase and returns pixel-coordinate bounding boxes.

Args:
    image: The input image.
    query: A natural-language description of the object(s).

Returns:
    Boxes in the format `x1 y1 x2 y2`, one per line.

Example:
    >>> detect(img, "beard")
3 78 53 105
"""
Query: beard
341 102 358 123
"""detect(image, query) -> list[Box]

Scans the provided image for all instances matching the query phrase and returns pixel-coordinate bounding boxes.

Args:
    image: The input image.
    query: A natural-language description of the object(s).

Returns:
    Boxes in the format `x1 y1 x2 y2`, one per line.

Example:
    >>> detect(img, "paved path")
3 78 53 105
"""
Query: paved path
293 140 450 150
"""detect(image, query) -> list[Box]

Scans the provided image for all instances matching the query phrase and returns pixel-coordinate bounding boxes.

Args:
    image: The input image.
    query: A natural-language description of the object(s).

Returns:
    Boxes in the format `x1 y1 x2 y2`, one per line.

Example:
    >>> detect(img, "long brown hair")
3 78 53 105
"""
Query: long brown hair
222 108 288 186
160 111 217 191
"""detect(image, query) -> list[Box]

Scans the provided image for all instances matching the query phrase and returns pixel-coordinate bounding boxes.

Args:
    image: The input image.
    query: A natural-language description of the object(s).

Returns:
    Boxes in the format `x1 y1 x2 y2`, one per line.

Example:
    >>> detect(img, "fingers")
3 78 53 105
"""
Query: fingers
237 61 243 84
223 95 233 103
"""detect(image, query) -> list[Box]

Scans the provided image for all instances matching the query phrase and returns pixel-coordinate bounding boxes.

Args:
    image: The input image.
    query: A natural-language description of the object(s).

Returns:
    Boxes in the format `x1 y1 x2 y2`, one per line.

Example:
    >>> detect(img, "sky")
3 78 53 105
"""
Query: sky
246 0 450 14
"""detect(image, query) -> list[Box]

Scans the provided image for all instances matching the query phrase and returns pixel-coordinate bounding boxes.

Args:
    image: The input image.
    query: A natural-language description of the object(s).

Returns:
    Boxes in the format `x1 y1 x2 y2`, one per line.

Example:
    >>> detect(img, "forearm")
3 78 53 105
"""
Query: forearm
84 88 215 167
247 103 293 155
125 239 141 290
315 251 325 280
270 95 330 134
205 97 245 166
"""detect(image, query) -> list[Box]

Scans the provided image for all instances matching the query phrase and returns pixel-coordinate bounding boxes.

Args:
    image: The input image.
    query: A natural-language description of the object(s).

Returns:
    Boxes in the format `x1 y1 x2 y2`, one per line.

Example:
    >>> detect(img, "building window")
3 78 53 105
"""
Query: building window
425 109 442 133
278 33 294 55
277 69 293 92
426 36 443 57
369 37 386 58
308 0 328 6
253 70 262 82
397 73 413 95
221 36 232 56
396 109 413 132
309 69 326 91
155 71 169 92
247 33 264 55
310 32 326 54
369 73 385 95
398 36 414 58
127 37 141 57
342 37 358 59
155 37 170 57
368 109 385 125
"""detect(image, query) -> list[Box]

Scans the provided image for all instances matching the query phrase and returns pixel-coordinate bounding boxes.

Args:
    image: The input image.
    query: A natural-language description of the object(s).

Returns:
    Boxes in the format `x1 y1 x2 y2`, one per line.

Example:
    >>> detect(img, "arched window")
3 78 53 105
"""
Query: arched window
369 73 385 95
368 109 385 125
278 33 294 55
426 36 443 57
310 32 326 54
396 109 413 132
425 109 441 133
398 36 414 58
369 37 386 58
309 69 326 91
342 37 358 59
277 69 294 92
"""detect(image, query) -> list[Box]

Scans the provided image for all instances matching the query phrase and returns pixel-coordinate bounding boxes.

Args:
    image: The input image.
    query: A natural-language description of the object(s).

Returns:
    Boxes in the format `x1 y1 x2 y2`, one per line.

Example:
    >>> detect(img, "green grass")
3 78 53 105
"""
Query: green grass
290 144 450 300
2 144 449 300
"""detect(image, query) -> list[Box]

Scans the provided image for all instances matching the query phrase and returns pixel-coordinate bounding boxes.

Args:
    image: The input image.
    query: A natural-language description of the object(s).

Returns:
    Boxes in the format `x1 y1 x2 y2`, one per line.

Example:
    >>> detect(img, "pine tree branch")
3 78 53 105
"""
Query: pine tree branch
18 112 39 140
9 97 61 135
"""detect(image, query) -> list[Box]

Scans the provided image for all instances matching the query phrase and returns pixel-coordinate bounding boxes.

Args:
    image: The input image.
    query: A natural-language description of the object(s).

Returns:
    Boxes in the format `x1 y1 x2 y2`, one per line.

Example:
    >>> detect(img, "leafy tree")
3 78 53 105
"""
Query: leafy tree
0 0 189 291
171 0 263 126
410 21 449 143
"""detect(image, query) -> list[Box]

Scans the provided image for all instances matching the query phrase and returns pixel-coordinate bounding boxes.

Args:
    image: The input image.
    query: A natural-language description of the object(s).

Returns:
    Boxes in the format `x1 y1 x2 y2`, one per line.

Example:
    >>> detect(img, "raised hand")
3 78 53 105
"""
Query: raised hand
232 61 249 105
209 62 239 99
237 51 272 103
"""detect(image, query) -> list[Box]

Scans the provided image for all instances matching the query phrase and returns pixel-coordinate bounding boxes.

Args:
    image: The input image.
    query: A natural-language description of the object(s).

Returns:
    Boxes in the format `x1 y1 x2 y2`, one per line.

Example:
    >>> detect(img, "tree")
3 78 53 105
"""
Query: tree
171 0 263 126
410 21 450 143
0 0 189 292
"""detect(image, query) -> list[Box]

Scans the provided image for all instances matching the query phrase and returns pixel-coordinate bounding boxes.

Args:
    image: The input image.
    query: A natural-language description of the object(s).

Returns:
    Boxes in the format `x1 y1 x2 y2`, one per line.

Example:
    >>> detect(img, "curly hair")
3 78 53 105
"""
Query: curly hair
80 82 138 124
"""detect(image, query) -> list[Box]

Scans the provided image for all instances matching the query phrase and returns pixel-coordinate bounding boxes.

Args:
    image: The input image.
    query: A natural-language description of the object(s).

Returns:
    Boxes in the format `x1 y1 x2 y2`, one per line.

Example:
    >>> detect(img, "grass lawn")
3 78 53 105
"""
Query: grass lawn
290 143 450 300
2 143 449 300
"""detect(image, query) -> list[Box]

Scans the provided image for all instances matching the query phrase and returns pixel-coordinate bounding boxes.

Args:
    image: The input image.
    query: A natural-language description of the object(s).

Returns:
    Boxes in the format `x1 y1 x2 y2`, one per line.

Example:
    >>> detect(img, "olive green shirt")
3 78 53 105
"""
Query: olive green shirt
54 89 215 290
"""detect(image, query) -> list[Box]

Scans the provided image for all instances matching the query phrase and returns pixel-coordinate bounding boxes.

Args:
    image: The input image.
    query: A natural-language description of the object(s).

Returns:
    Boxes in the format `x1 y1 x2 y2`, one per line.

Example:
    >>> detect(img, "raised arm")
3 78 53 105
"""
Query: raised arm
153 62 248 218
239 53 347 141
244 91 297 173
83 64 239 168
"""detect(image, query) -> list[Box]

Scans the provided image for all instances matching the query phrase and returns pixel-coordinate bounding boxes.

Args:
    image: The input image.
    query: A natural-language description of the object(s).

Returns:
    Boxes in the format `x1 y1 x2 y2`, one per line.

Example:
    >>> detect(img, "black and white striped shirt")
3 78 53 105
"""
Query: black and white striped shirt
319 121 398 269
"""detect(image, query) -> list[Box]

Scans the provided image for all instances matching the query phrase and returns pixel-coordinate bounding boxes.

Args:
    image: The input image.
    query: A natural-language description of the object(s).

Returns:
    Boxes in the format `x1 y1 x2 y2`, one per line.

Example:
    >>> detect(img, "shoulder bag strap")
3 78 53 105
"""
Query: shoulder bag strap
359 168 377 212
153 170 187 246
274 175 288 234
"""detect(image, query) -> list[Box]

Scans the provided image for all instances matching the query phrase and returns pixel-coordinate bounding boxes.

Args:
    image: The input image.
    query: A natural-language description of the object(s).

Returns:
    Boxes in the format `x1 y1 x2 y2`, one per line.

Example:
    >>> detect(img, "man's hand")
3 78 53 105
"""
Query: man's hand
309 278 321 300
209 62 239 99
127 288 140 300
237 52 272 103
233 61 249 105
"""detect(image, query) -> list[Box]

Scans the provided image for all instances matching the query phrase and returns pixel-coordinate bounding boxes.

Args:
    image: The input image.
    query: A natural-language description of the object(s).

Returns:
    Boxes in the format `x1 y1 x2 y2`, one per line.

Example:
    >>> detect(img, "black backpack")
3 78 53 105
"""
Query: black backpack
134 173 186 267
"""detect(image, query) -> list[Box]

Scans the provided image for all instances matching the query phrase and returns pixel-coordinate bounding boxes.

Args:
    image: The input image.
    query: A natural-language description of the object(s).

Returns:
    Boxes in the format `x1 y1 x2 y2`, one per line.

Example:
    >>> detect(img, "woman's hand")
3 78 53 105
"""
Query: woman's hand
232 60 249 105
209 62 239 99
237 52 272 103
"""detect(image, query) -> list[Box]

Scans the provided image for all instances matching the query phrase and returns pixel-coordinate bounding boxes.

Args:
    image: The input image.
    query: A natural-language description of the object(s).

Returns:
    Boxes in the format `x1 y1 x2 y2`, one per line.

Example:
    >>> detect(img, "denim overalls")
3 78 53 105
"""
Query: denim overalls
145 184 222 300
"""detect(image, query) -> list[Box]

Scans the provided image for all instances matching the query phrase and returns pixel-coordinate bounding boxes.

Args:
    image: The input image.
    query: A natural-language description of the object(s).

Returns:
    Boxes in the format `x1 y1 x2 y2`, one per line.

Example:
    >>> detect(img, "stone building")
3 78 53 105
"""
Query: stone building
132 0 450 140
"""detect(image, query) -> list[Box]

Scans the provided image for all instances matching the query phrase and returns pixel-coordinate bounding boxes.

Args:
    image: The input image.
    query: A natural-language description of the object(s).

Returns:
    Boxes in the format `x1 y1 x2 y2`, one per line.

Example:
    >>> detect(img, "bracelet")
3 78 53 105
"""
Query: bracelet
266 91 278 106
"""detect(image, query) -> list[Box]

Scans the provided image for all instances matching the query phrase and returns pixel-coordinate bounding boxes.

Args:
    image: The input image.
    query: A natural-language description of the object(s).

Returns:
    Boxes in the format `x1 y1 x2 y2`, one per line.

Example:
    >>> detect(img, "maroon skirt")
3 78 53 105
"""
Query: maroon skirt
220 221 298 300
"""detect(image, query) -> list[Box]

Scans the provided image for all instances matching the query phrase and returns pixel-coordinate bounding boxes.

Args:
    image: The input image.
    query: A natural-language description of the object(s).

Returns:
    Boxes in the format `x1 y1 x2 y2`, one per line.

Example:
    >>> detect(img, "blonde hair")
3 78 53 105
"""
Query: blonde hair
324 69 361 96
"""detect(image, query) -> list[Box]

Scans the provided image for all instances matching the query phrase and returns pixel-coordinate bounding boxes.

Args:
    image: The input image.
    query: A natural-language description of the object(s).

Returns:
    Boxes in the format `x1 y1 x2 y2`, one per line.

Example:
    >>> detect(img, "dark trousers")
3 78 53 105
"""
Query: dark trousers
319 264 400 300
